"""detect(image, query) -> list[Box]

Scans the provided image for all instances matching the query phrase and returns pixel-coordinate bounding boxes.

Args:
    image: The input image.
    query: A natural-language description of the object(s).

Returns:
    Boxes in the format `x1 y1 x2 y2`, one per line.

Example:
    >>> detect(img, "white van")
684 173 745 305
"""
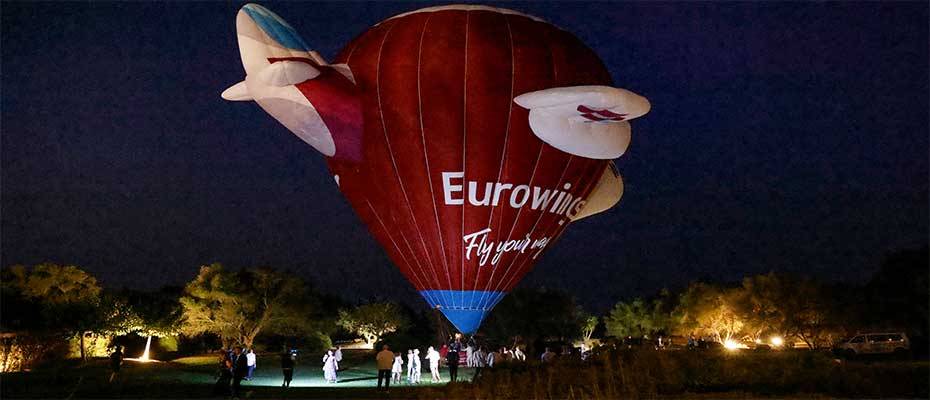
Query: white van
834 332 910 356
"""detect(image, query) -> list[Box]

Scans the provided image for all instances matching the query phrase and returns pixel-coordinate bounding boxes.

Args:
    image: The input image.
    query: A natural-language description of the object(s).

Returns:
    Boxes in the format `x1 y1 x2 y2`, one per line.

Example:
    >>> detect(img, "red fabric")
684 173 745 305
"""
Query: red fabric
324 10 612 301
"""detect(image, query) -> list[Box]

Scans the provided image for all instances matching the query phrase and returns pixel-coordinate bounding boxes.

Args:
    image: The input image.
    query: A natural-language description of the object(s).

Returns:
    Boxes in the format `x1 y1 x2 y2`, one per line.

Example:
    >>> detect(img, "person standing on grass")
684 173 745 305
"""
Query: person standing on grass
322 349 338 383
214 349 233 396
376 344 394 391
472 346 486 381
541 347 556 363
445 348 460 382
412 348 422 384
108 345 123 383
439 343 449 367
391 351 404 384
246 349 257 381
466 342 475 367
231 346 249 398
280 349 295 388
404 349 414 383
426 346 441 383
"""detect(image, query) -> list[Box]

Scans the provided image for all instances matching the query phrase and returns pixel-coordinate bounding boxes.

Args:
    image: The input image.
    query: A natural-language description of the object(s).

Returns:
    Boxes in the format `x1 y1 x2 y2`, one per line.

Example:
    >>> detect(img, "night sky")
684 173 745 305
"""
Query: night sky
2 2 927 312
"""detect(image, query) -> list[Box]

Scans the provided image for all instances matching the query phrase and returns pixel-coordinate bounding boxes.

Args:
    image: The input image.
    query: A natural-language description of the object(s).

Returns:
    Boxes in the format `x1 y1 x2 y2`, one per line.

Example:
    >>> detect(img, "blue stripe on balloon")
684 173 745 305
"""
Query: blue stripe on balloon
242 4 311 51
419 290 507 334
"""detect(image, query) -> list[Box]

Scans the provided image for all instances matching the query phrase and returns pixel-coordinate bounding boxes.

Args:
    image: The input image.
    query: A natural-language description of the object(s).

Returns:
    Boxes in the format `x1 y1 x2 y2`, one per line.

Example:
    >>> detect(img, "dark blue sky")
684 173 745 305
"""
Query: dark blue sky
2 2 927 312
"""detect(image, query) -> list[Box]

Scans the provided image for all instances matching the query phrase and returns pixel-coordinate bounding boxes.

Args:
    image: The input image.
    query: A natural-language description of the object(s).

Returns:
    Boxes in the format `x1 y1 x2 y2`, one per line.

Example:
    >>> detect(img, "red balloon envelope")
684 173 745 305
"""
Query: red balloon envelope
222 4 650 333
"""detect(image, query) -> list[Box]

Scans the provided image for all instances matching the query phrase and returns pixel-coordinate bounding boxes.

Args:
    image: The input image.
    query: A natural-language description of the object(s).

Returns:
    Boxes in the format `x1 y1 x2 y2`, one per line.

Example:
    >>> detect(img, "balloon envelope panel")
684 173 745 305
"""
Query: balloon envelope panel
326 8 613 333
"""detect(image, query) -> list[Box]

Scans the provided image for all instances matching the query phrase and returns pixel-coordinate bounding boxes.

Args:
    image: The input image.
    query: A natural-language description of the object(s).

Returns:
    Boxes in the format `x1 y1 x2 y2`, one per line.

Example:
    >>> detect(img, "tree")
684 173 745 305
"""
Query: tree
737 273 791 341
179 264 314 348
481 288 587 353
779 277 843 349
674 283 743 343
581 315 598 344
606 298 658 338
1 263 108 362
337 303 409 346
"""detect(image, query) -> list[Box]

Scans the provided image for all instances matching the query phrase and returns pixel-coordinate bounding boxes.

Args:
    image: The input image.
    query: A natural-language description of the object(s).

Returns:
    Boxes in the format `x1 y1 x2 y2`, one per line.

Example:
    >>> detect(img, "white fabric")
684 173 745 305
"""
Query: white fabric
246 352 256 367
514 86 650 159
426 348 441 383
570 162 624 221
391 355 403 373
322 352 338 382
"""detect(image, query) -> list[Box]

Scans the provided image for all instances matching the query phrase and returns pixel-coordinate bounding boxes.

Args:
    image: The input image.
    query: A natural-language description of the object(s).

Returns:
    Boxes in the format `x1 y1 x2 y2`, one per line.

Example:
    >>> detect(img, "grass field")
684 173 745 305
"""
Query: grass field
1 349 926 399
0 349 471 399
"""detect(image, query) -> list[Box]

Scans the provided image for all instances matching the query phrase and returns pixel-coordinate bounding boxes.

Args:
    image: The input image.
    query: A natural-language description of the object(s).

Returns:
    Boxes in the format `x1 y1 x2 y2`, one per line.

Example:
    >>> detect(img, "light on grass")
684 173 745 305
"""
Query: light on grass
126 336 160 363
770 336 784 347
723 339 747 351
140 335 152 361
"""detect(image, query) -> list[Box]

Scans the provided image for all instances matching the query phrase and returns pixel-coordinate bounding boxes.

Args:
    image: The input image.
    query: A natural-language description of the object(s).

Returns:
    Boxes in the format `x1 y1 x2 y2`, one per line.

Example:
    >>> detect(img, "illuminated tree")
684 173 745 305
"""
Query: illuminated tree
337 303 409 346
581 315 598 344
674 283 743 343
1 263 105 362
180 264 313 348
606 289 676 339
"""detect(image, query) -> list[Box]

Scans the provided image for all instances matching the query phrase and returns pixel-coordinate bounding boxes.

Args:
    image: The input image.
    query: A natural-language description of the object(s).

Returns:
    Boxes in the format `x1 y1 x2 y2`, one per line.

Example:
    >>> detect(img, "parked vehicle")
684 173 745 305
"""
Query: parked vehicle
834 332 910 357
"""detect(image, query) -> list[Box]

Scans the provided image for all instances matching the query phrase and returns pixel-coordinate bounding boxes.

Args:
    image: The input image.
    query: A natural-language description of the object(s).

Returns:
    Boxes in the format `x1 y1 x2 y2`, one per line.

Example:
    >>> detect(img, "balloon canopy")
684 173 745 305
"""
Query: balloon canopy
223 4 650 334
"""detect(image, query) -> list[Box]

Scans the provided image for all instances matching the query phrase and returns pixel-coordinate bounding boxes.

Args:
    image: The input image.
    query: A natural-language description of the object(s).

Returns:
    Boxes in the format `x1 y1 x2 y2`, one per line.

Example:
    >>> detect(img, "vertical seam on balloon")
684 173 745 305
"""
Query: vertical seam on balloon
365 199 437 308
371 20 436 302
460 10 470 310
486 145 545 304
484 25 559 303
488 155 574 298
498 160 604 293
415 13 453 311
375 18 447 307
474 14 515 312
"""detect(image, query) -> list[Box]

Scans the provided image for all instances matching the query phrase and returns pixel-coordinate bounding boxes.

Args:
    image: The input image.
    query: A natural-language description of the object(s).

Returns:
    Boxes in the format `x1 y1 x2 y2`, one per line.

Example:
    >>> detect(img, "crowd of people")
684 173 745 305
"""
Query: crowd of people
373 335 534 392
212 346 258 397
204 335 554 396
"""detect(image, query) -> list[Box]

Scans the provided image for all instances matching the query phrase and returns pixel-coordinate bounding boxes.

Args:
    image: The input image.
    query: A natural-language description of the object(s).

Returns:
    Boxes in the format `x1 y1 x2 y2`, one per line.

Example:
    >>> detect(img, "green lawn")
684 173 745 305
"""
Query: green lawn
1 350 472 399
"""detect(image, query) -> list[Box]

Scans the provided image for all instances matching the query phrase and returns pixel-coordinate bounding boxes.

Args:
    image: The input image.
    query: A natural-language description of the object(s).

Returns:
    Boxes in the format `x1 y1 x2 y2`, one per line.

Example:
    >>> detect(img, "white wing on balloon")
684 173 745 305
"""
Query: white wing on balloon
513 85 650 159
220 3 356 157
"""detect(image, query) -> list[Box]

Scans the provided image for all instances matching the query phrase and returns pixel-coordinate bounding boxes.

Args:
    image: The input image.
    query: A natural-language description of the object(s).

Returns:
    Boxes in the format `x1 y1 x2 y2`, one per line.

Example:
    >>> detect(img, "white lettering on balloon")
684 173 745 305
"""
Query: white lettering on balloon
462 228 552 267
441 171 587 219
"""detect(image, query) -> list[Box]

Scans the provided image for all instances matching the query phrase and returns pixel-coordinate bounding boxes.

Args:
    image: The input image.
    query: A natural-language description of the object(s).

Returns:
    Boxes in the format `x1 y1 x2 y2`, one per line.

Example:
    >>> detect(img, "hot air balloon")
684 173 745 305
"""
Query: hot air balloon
222 4 650 334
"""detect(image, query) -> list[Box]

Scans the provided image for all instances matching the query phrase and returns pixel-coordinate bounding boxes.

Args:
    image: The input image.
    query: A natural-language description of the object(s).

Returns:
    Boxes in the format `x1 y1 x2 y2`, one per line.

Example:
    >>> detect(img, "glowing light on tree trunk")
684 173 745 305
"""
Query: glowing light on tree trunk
139 336 152 361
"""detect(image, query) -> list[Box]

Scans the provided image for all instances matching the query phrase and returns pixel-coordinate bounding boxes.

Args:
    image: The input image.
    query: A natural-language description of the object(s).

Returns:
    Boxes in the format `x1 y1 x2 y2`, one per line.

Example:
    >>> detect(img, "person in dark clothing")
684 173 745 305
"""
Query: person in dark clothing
108 345 123 383
446 350 459 382
213 350 233 396
231 346 249 398
281 349 296 387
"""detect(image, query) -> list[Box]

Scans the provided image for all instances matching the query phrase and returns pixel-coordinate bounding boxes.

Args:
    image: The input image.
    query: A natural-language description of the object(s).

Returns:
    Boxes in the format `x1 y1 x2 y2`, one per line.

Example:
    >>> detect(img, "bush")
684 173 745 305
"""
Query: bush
0 333 69 372
419 348 929 399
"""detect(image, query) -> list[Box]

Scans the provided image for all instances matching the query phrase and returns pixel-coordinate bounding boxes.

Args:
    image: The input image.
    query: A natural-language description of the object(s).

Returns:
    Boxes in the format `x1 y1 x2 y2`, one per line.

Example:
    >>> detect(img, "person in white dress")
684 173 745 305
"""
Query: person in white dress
322 349 338 383
425 346 441 383
391 352 404 384
465 343 475 367
406 349 415 383
411 349 422 384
